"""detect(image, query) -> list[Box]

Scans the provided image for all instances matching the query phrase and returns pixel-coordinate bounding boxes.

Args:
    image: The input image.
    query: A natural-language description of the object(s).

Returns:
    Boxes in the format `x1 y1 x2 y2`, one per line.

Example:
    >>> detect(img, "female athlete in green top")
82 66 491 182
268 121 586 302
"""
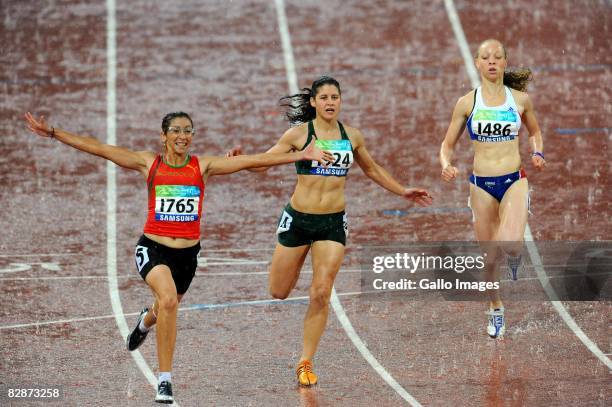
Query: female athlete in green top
231 76 433 386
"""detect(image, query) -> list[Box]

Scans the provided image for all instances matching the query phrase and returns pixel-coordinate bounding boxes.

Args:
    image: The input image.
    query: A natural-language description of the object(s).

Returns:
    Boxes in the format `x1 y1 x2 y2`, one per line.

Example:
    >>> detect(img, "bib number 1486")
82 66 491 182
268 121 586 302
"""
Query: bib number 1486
477 122 511 136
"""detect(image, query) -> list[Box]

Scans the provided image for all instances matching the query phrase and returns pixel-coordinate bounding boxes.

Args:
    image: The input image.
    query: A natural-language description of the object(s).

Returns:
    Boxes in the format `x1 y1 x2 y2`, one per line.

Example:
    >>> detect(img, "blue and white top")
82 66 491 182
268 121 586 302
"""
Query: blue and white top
467 86 521 143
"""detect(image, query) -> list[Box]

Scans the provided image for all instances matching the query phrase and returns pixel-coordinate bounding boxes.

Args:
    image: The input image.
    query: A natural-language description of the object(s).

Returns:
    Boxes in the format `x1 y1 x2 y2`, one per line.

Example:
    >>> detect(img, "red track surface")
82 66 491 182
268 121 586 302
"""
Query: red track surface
1 1 610 406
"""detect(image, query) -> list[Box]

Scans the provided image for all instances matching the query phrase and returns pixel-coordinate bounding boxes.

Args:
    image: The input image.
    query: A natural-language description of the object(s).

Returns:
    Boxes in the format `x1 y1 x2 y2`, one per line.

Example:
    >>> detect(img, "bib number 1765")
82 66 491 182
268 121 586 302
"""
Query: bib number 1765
158 198 196 213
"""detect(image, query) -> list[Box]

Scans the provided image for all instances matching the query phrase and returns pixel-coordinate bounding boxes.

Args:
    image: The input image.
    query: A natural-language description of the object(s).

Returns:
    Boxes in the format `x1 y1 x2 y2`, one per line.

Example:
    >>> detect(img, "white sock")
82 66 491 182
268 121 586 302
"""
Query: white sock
138 314 150 333
159 372 171 384
508 254 521 263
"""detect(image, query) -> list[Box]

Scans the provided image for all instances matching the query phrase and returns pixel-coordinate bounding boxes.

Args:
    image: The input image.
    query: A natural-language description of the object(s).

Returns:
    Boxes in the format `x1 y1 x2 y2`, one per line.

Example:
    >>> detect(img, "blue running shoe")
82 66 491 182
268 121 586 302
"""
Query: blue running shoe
507 254 522 281
487 308 505 338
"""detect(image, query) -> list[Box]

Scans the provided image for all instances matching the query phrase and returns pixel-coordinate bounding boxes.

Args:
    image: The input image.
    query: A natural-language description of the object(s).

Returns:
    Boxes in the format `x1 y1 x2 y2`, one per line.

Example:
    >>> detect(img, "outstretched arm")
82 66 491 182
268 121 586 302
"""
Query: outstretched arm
352 129 433 207
521 94 545 170
201 138 332 179
440 94 470 182
224 127 299 172
25 112 151 175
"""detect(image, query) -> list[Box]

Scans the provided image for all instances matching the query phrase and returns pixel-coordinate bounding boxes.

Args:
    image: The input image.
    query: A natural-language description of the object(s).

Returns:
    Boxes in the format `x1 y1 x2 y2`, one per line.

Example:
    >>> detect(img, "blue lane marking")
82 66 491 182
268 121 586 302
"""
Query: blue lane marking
531 63 612 73
555 128 610 135
182 297 308 312
381 207 471 216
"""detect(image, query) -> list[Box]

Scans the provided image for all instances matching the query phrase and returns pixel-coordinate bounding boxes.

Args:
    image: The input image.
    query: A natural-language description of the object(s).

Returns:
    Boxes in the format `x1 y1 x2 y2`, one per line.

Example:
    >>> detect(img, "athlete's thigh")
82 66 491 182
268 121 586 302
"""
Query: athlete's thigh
498 178 529 241
310 240 345 286
145 264 178 298
469 183 500 242
269 243 310 296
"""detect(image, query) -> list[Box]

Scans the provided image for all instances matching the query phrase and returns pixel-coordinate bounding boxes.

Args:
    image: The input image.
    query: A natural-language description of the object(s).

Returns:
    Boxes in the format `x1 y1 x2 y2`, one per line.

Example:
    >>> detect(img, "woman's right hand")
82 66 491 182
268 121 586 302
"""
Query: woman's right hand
25 112 55 138
302 139 333 166
441 164 458 182
225 145 243 157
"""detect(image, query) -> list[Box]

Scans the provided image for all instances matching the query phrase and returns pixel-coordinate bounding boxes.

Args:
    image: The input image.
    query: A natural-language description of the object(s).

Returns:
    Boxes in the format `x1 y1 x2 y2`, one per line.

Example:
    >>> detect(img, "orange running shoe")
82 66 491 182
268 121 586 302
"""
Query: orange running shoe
296 360 318 386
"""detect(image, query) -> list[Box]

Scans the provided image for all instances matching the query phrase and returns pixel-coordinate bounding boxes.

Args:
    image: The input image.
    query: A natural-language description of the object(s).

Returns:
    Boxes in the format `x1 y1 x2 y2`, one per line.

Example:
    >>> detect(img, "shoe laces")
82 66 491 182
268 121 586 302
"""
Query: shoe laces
487 309 504 327
297 360 313 375
507 255 521 267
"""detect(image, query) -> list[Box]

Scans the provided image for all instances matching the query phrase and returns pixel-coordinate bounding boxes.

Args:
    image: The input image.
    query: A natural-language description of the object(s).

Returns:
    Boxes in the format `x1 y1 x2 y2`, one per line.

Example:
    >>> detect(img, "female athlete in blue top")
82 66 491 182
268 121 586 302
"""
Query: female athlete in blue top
439 39 545 338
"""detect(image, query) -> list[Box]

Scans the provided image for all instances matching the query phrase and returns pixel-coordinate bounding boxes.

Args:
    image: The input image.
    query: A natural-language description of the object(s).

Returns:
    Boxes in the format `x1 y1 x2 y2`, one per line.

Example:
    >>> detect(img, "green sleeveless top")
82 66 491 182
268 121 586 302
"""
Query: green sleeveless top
295 121 354 177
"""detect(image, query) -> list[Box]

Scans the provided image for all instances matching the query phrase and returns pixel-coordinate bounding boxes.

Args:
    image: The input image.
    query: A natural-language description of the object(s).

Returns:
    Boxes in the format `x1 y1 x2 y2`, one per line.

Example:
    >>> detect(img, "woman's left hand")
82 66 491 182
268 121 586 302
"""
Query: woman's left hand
531 154 546 170
25 112 54 138
403 188 433 207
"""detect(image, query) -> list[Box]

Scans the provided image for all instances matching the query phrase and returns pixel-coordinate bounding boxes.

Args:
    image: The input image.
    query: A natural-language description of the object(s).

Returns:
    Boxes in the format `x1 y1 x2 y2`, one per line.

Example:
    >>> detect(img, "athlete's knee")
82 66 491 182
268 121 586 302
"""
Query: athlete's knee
269 278 291 299
497 239 524 258
158 292 178 312
270 286 290 300
309 282 332 308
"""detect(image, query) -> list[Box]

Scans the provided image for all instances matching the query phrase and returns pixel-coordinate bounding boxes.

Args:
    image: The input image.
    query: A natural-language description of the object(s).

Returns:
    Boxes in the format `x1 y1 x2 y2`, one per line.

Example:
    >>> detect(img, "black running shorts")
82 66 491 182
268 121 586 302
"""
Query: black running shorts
134 235 200 295
276 203 348 247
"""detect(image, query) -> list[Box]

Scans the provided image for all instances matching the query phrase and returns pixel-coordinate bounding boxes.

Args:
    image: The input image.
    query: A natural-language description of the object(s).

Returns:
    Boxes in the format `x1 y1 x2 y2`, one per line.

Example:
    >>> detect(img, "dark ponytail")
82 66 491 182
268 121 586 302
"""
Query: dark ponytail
503 68 532 92
279 76 341 125
279 88 315 125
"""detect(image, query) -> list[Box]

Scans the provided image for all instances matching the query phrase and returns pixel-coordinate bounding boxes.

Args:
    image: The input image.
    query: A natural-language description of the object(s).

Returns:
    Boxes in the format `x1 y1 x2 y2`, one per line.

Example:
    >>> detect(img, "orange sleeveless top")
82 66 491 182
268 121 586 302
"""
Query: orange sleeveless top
143 155 204 239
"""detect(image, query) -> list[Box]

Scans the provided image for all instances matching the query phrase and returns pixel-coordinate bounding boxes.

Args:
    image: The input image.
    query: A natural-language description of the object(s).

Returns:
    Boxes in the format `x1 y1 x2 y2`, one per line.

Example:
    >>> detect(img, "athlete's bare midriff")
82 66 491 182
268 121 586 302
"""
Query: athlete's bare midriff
472 139 522 176
144 233 199 249
290 174 346 214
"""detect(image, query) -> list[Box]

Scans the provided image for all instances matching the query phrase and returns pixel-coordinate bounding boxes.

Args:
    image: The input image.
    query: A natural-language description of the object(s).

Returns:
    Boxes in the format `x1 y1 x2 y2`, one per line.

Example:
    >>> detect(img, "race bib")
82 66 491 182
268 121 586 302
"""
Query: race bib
471 108 519 142
154 185 200 222
276 211 293 234
310 139 353 176
134 245 149 272
343 213 349 238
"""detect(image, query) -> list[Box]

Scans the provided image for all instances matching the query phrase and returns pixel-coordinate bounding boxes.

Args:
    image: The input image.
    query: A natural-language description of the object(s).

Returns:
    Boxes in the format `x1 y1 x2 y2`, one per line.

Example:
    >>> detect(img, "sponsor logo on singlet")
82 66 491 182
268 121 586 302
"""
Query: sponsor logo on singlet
154 185 200 222
472 108 519 142
310 139 353 176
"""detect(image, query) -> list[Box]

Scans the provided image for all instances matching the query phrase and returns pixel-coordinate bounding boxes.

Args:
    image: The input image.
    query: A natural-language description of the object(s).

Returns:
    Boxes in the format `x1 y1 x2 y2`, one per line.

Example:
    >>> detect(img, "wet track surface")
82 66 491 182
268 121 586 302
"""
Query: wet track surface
1 0 610 405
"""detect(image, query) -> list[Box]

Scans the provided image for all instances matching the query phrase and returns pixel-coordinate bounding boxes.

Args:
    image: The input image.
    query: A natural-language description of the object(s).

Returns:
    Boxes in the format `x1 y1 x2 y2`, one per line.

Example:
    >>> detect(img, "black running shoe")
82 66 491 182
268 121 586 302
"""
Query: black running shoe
155 381 173 404
126 308 149 351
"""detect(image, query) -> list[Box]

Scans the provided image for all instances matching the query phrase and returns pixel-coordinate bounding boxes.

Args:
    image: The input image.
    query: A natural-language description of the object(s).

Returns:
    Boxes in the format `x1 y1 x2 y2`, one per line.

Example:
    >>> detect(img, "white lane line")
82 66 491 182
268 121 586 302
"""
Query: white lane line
2 267 604 282
443 0 478 82
0 275 134 281
203 248 272 253
0 311 141 330
0 253 78 258
525 227 612 370
105 0 162 397
0 290 361 331
274 1 421 404
0 267 365 281
331 288 423 406
0 263 32 273
444 0 611 371
274 0 298 94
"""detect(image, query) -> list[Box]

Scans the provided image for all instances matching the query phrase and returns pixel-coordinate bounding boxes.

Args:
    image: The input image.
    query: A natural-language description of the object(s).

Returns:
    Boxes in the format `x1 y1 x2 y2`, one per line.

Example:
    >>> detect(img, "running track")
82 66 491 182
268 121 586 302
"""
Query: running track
1 1 610 405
